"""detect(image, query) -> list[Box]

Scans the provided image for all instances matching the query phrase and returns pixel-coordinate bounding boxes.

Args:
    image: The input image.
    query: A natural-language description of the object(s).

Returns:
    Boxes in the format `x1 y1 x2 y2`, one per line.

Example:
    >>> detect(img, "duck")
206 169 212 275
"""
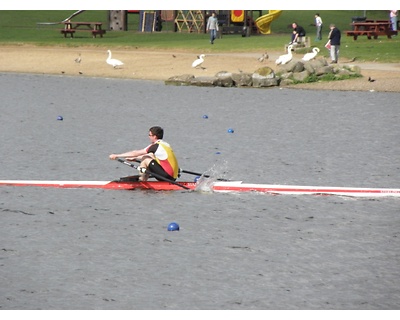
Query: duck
258 52 269 62
74 53 81 63
302 47 320 61
192 54 205 69
275 45 293 65
106 50 124 68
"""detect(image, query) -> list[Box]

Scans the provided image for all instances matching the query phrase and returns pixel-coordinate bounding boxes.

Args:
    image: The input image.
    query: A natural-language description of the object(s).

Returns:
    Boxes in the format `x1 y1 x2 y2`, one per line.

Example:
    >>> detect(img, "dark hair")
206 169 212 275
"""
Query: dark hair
149 126 164 139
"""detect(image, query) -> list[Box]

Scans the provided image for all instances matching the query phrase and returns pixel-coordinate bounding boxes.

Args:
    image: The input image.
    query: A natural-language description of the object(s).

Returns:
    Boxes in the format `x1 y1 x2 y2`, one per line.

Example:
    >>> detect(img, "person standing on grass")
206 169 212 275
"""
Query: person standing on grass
390 10 398 31
109 126 179 182
328 23 341 64
207 12 219 44
314 13 323 40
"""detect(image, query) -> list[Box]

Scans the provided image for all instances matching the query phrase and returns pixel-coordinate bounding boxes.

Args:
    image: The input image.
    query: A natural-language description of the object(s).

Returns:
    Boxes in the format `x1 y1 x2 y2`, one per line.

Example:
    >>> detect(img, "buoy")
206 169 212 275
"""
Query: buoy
227 128 234 133
57 116 63 121
203 115 208 119
167 222 180 231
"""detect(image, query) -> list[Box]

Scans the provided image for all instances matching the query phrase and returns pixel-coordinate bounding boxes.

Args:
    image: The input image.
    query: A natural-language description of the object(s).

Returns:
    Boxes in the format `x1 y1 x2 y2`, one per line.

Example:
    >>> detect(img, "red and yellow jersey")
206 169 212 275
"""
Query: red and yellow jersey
146 140 179 179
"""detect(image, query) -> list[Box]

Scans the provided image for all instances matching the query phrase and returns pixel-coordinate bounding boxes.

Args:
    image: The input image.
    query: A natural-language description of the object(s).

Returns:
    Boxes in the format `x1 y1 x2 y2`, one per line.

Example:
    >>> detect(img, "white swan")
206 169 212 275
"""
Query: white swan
192 54 205 68
302 47 320 61
275 45 293 65
106 50 124 68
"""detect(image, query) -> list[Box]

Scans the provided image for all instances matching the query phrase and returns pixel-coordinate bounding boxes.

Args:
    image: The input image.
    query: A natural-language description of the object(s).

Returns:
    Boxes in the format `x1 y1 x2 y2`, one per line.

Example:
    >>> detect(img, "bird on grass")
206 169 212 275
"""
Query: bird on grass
192 54 206 69
302 47 320 61
275 45 293 65
106 50 124 69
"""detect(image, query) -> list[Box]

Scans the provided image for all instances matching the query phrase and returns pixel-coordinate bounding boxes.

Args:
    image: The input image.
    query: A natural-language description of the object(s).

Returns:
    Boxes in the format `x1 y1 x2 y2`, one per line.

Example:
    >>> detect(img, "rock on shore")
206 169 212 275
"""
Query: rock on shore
165 58 362 88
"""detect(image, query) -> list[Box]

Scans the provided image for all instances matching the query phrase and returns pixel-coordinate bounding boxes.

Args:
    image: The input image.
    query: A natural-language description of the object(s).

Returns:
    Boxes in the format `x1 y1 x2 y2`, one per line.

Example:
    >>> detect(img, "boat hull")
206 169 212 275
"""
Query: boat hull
213 182 400 197
0 180 197 191
0 180 399 197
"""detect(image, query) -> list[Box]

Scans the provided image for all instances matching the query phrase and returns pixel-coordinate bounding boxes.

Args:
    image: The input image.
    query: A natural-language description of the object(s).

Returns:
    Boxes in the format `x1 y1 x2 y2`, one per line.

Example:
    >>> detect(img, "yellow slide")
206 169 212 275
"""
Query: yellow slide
255 10 282 35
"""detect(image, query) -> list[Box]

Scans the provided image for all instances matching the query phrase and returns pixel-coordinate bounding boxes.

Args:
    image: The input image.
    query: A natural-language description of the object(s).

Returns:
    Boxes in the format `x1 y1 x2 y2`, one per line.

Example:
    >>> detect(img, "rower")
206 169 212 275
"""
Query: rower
109 126 179 182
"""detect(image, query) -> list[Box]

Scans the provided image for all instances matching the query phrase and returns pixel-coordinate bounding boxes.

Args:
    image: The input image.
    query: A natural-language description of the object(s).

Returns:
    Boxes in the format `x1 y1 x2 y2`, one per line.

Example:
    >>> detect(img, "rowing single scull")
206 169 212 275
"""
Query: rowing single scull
0 179 399 197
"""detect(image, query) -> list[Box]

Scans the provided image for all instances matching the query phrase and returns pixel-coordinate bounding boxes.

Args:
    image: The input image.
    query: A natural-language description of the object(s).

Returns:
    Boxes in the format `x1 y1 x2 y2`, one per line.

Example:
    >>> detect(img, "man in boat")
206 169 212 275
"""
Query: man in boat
109 126 179 182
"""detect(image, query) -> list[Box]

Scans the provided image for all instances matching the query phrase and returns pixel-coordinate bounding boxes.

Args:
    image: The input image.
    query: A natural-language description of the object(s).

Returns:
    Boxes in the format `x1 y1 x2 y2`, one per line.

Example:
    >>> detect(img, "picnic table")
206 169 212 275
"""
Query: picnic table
345 20 397 40
61 21 106 38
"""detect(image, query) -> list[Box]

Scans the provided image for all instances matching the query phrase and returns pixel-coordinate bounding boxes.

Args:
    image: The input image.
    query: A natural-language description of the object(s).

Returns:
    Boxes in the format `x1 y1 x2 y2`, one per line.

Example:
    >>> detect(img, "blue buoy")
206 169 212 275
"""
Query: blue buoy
203 115 208 119
227 128 234 133
57 116 63 121
167 222 180 231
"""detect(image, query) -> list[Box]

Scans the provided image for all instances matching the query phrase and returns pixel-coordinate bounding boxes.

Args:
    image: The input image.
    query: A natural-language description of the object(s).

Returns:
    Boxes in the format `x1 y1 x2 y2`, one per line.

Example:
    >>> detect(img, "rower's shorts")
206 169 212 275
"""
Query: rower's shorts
149 160 175 181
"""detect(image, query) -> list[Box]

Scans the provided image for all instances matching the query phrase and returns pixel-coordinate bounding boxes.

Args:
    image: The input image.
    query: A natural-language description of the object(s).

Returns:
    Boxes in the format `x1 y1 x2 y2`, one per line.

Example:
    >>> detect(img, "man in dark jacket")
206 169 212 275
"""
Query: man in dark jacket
328 23 341 63
290 22 306 44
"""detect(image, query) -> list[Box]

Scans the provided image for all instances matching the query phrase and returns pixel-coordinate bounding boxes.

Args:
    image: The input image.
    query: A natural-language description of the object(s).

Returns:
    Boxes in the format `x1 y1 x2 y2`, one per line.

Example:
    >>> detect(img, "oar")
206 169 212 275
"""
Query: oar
127 158 229 181
116 158 191 190
178 168 230 181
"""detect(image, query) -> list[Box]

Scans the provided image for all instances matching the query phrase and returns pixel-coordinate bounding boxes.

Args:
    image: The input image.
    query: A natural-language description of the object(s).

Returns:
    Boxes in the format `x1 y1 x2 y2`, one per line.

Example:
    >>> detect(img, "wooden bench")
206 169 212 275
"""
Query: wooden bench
60 29 76 37
60 21 106 38
346 21 398 40
345 30 376 40
345 30 397 40
60 28 106 38
91 29 106 38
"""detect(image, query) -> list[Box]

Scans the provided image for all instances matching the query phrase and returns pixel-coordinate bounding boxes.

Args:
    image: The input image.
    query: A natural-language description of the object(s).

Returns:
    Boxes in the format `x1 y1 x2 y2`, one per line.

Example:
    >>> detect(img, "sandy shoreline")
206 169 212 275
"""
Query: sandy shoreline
1 44 400 92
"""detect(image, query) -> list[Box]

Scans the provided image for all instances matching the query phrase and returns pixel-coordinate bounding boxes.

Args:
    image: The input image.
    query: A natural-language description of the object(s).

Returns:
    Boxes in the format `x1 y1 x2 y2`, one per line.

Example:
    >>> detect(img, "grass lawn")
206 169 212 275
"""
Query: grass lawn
0 10 399 62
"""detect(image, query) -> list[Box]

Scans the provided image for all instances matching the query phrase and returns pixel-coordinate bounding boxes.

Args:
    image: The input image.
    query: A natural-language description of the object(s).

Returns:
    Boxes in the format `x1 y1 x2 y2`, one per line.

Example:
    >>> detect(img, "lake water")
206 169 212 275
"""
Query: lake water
1 73 399 310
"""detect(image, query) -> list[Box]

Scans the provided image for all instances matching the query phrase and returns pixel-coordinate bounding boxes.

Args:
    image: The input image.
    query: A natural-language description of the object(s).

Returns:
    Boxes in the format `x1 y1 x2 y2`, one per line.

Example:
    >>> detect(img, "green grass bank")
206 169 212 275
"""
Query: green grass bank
0 10 398 62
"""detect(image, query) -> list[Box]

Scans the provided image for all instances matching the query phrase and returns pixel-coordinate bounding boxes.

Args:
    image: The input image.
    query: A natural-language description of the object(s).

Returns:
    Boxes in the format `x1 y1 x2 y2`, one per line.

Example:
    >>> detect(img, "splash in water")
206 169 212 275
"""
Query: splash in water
195 161 230 192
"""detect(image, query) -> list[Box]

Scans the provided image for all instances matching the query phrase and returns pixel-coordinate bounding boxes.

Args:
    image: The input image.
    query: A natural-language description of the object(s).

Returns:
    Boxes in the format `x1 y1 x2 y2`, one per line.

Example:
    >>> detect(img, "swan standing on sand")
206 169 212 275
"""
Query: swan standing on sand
192 54 205 69
106 50 124 68
302 47 320 61
275 45 293 65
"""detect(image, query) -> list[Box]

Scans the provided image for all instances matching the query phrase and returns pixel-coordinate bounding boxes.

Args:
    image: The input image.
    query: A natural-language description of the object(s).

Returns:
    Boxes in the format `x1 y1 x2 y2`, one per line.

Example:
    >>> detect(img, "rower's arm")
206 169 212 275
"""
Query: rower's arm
109 148 147 160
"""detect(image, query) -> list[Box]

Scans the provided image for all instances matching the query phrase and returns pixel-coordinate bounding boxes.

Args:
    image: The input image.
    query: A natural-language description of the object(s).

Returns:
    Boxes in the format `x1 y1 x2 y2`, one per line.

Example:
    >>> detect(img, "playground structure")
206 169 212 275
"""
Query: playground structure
51 10 283 35
125 10 283 35
255 10 283 34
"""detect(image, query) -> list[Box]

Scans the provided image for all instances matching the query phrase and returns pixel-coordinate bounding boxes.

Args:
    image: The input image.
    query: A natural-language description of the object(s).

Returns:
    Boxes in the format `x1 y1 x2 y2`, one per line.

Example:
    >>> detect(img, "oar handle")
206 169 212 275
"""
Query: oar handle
116 158 191 190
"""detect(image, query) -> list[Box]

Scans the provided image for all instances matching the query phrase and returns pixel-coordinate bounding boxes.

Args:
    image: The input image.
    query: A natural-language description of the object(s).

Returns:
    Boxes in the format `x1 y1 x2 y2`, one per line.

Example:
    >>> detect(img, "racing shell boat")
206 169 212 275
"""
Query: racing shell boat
0 178 400 197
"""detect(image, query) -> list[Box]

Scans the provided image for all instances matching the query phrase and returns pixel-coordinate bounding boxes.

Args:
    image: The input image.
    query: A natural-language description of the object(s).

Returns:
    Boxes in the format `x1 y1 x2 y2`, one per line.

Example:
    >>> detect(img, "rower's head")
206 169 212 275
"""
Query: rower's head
148 126 164 140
